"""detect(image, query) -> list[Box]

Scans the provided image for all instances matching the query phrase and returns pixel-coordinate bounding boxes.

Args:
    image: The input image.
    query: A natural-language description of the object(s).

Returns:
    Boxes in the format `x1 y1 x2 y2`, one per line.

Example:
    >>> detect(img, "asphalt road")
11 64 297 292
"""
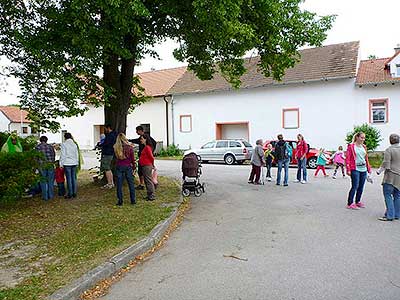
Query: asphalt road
98 159 400 300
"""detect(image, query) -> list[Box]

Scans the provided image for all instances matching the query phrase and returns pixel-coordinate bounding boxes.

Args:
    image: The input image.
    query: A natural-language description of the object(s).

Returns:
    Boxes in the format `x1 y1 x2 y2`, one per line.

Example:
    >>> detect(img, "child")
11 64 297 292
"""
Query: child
332 146 346 179
314 148 329 177
55 161 66 197
264 144 274 181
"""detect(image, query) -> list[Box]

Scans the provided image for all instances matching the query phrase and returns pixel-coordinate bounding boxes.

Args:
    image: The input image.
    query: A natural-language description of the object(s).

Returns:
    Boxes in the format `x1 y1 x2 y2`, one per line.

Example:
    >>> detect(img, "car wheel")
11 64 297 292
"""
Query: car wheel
224 154 235 165
307 157 318 169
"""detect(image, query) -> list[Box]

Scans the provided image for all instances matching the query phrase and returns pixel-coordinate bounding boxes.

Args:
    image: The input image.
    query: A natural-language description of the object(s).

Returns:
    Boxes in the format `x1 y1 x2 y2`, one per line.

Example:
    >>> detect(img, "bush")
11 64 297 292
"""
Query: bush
0 131 38 151
158 144 183 157
345 123 382 151
0 151 42 203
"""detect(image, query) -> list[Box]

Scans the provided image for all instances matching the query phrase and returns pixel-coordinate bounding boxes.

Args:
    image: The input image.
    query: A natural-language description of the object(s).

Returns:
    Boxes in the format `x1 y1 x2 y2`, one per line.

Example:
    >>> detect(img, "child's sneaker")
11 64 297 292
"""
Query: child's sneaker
343 175 346 178
324 174 329 177
267 177 272 182
356 202 365 208
301 180 307 184
293 179 300 183
347 203 360 210
332 175 336 179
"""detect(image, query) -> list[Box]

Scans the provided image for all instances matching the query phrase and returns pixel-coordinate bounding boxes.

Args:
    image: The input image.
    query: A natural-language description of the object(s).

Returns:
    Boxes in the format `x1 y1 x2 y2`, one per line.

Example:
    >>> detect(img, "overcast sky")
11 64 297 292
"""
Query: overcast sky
1 0 399 105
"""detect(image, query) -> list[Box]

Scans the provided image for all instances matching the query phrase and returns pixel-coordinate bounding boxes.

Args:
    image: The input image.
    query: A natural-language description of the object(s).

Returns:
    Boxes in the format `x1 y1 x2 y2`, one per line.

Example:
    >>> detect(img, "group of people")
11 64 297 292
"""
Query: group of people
248 133 308 186
248 132 400 221
97 124 157 205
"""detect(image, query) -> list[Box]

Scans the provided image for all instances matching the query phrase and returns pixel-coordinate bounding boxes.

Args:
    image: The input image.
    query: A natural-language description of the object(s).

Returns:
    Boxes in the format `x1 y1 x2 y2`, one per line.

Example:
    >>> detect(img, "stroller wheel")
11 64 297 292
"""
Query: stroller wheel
182 188 191 197
194 188 202 197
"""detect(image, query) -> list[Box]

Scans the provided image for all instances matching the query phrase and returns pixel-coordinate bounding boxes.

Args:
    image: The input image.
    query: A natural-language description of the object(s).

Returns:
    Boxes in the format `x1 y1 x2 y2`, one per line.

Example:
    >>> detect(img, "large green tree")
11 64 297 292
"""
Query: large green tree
0 0 334 133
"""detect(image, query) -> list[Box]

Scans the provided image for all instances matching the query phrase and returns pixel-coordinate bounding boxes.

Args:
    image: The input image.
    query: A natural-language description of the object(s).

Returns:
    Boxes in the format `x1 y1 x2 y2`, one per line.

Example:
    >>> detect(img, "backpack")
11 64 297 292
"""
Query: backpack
275 142 288 160
286 142 293 159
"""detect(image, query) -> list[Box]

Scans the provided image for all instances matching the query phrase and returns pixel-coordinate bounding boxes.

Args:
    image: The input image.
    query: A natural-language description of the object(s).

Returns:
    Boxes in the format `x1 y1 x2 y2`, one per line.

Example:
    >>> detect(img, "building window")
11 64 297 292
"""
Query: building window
22 126 28 134
397 64 400 76
369 99 388 124
180 115 192 133
282 108 300 129
140 123 151 135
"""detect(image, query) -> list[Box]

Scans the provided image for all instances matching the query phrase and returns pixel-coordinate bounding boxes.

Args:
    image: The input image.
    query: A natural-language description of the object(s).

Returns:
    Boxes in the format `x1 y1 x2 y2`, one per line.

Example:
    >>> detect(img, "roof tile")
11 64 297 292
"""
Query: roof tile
0 106 31 123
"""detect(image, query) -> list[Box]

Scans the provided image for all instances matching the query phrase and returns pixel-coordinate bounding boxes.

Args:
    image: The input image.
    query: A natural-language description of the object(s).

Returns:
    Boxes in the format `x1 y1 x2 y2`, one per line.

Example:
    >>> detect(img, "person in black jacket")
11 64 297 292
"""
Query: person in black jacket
100 124 117 189
275 134 290 186
129 126 157 190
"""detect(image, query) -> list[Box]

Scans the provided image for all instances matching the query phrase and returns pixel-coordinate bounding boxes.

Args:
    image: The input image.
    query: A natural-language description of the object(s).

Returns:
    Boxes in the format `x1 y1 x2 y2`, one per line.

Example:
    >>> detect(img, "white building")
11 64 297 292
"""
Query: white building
0 106 36 137
44 41 400 151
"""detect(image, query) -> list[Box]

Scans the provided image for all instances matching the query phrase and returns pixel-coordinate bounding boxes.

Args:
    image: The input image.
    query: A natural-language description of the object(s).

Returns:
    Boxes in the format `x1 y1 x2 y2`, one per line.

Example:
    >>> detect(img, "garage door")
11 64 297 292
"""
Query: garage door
216 122 249 140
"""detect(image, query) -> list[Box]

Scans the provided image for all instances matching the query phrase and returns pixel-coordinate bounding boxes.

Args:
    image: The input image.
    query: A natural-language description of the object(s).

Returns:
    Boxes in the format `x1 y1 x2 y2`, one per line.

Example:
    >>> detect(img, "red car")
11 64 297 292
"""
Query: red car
263 140 331 169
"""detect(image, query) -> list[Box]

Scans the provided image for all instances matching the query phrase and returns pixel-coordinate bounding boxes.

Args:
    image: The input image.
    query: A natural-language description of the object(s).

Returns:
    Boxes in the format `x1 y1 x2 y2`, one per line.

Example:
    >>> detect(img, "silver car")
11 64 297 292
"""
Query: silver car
188 139 253 165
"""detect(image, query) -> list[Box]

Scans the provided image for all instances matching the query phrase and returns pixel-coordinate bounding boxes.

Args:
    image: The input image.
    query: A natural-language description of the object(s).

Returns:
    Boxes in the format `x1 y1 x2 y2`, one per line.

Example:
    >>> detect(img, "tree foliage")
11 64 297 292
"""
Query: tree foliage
346 123 383 151
0 0 334 133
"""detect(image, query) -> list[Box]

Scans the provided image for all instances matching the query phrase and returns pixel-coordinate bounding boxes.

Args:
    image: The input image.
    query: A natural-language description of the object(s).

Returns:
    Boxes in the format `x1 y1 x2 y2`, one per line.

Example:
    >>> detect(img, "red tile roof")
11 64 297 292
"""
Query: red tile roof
0 106 31 123
170 41 359 95
356 58 400 86
136 66 187 97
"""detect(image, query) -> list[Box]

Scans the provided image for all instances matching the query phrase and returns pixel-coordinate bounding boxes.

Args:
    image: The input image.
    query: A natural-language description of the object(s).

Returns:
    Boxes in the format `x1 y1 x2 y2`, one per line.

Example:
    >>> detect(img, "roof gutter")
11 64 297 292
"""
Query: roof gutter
162 95 172 147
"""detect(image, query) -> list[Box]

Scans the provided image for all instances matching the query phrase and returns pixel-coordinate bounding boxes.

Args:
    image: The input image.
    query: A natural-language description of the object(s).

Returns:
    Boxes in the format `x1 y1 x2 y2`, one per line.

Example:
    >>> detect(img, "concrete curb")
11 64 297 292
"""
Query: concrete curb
48 202 182 300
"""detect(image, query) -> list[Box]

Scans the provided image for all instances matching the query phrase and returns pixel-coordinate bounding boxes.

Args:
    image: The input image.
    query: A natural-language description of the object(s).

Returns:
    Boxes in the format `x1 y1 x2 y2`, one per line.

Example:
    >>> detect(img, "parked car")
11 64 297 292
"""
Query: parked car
262 140 331 169
185 139 253 165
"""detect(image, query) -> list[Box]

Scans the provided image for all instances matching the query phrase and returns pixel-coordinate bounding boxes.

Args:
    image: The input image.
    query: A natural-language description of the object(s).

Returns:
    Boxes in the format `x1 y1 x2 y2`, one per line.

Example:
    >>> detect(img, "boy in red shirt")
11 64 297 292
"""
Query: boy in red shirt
55 161 66 196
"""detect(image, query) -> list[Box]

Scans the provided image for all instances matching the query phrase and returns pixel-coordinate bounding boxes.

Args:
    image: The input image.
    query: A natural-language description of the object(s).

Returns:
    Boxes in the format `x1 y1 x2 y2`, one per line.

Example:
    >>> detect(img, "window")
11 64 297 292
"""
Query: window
229 141 242 148
140 123 151 135
242 141 252 147
282 108 300 129
216 141 228 148
61 130 67 142
397 64 400 76
30 126 37 134
201 142 215 149
290 141 297 149
180 115 192 133
22 126 28 134
369 99 388 124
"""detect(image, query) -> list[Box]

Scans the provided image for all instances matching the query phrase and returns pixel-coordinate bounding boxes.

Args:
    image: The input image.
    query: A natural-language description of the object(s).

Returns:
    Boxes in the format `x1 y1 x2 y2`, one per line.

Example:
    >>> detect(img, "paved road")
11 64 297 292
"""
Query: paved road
99 160 400 300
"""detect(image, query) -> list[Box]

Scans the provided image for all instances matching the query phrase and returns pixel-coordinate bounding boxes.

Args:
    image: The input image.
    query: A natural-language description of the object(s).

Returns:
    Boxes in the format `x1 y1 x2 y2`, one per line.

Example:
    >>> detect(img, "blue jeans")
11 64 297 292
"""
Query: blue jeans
297 158 307 181
64 165 77 197
277 159 289 185
39 167 55 201
116 165 136 204
57 182 66 196
347 170 367 205
383 183 400 220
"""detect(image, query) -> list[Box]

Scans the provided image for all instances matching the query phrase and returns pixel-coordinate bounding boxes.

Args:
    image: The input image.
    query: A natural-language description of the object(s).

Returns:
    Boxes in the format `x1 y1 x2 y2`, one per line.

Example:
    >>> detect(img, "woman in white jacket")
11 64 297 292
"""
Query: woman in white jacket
60 132 79 199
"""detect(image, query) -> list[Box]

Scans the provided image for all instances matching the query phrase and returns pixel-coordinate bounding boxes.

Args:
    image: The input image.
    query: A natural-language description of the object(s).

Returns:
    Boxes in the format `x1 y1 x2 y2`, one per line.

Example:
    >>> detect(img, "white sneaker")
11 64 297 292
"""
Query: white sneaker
267 177 272 182
301 180 307 184
293 179 300 183
332 175 336 179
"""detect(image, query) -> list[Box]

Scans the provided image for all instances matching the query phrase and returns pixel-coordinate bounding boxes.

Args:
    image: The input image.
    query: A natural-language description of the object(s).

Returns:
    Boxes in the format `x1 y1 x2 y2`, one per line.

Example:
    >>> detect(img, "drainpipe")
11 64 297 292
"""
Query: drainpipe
171 96 175 146
163 95 170 147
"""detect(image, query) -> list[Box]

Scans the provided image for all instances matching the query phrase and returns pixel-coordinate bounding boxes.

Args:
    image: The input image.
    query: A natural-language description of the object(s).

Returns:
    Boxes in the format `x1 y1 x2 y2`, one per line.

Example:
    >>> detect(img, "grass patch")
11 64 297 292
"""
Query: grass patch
156 156 183 161
0 171 181 300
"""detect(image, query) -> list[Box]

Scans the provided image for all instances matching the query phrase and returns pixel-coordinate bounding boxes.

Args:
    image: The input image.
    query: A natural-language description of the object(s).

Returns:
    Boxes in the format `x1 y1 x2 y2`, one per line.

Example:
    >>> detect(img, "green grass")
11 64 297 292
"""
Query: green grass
155 156 183 160
0 172 181 300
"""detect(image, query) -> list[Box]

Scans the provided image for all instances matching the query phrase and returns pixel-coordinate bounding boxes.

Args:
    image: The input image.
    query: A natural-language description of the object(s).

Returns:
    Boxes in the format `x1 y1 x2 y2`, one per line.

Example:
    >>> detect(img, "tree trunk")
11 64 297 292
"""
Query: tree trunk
103 39 136 134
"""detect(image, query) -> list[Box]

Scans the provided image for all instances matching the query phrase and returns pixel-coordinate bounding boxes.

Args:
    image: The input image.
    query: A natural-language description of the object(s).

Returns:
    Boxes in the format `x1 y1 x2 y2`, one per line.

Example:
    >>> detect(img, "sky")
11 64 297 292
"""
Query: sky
1 0 399 105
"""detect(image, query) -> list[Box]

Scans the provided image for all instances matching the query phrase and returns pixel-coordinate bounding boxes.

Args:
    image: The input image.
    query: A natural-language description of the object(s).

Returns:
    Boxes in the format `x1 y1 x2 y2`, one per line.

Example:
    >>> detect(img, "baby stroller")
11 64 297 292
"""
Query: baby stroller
181 152 205 197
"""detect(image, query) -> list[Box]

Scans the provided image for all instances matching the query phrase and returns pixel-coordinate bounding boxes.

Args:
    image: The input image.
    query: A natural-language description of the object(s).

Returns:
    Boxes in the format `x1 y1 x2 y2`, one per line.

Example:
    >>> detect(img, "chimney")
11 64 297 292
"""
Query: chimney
395 44 400 54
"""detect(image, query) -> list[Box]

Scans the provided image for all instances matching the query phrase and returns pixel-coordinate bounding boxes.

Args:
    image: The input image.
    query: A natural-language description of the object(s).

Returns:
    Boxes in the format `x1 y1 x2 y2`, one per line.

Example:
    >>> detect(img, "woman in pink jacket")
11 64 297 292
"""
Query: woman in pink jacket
346 132 371 210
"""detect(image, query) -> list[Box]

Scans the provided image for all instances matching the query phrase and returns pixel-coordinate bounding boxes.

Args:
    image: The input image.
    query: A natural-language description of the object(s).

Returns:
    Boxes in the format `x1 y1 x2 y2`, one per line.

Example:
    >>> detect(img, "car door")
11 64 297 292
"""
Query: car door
197 141 215 160
214 141 229 161
289 141 297 164
229 140 243 160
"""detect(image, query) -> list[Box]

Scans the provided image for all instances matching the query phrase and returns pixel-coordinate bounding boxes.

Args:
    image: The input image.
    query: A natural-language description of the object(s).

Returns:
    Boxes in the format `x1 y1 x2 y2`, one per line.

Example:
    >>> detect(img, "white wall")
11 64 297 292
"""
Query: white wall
172 79 399 151
0 112 9 132
9 122 33 137
45 97 167 149
355 84 400 149
389 54 400 77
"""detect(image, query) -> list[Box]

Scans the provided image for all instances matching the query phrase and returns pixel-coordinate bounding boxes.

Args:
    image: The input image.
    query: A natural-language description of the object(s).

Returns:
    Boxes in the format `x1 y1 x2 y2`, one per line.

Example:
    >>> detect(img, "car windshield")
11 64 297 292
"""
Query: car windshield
242 141 252 147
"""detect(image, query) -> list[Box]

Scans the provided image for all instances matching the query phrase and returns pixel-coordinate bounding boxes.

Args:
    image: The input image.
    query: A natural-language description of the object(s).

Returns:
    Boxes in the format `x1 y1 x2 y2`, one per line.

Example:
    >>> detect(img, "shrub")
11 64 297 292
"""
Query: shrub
345 123 382 151
0 131 38 151
158 144 183 157
0 151 42 203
